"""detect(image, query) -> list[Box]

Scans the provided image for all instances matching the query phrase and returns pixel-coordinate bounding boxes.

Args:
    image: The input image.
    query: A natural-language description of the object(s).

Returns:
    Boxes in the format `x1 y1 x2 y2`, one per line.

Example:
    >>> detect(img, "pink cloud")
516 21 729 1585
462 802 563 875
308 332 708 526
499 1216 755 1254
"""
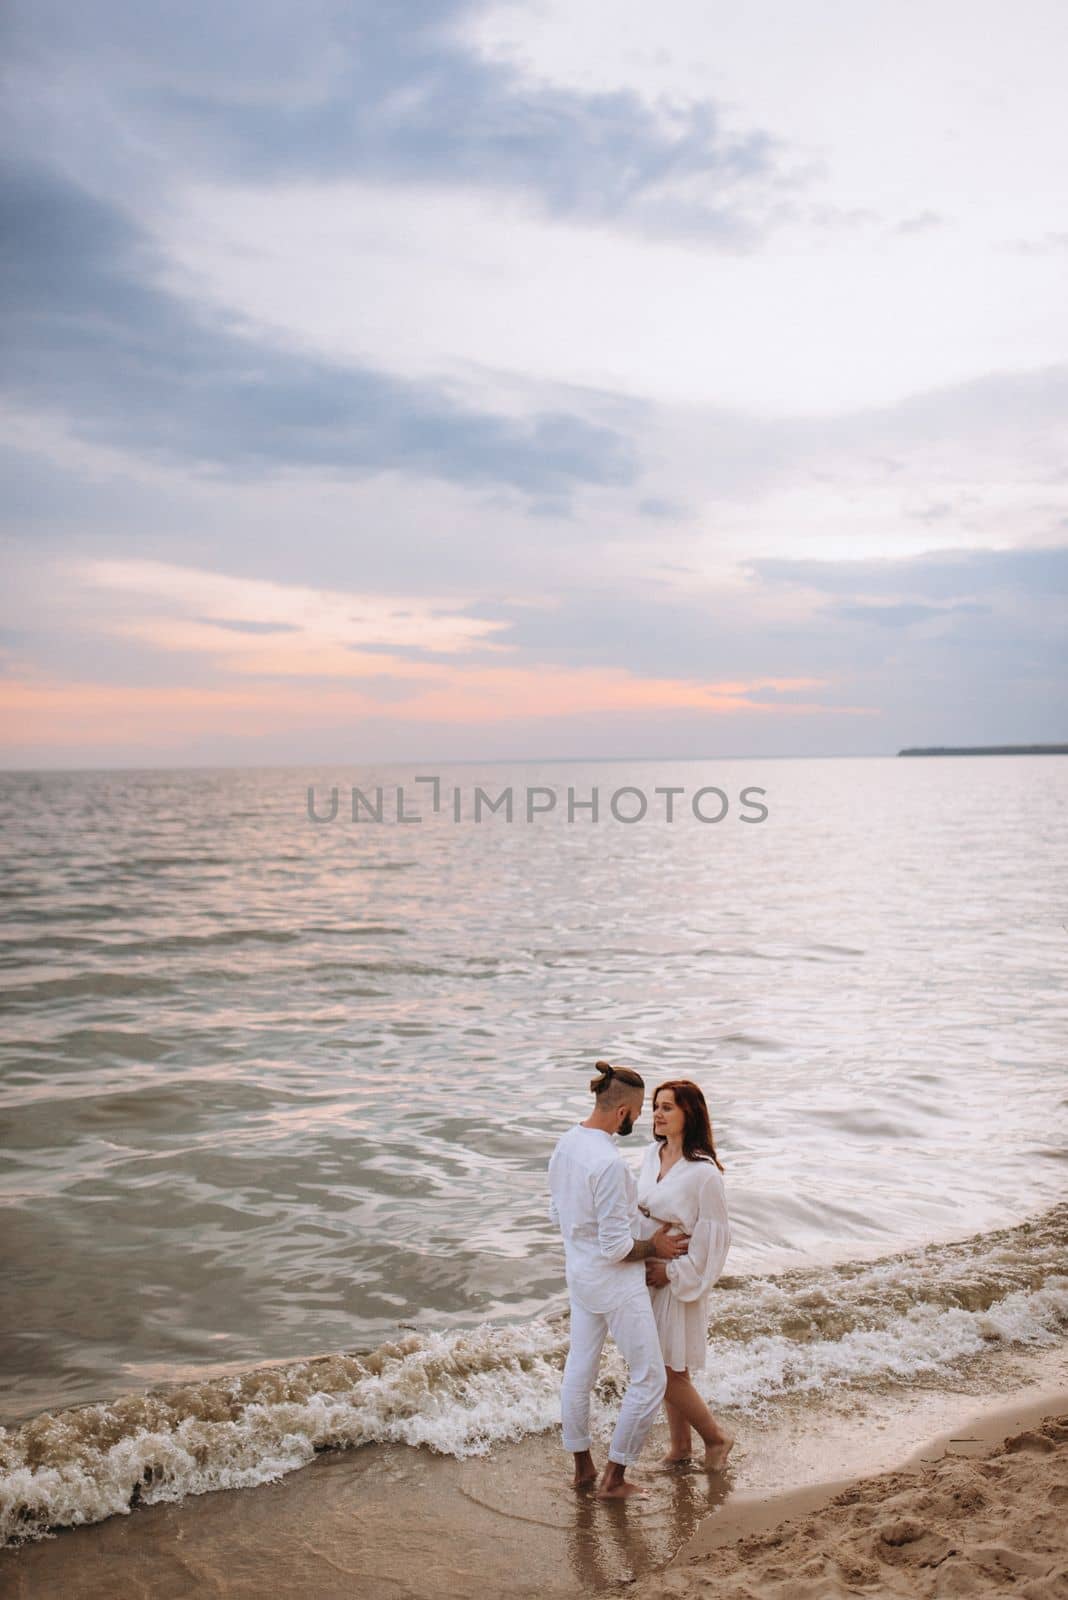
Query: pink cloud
0 666 875 752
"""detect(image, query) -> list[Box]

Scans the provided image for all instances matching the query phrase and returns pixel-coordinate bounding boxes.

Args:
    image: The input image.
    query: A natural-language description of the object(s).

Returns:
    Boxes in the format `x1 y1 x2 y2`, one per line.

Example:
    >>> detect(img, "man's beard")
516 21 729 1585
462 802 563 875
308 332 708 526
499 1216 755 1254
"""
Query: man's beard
618 1113 634 1137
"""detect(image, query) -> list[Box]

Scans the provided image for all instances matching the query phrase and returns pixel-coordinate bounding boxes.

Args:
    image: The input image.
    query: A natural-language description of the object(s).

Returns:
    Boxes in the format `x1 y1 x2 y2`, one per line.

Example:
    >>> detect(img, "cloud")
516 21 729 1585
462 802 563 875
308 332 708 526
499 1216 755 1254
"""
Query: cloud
829 601 990 628
453 544 1068 727
189 617 301 635
638 496 690 520
1007 231 1068 256
0 159 635 493
4 0 788 244
748 546 1068 601
3 544 1065 764
894 210 945 235
3 3 1066 766
73 558 511 662
0 553 861 764
0 663 841 759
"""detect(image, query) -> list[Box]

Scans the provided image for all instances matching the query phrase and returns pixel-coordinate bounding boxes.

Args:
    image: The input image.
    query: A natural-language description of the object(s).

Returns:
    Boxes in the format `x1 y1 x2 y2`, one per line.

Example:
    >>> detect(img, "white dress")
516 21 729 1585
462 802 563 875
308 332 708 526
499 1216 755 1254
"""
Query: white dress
636 1141 731 1373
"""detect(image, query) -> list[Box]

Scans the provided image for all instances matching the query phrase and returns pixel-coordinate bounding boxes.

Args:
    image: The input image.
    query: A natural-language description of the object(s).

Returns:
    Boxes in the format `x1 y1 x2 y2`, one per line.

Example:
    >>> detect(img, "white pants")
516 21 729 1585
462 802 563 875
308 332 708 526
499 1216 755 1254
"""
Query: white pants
561 1289 667 1466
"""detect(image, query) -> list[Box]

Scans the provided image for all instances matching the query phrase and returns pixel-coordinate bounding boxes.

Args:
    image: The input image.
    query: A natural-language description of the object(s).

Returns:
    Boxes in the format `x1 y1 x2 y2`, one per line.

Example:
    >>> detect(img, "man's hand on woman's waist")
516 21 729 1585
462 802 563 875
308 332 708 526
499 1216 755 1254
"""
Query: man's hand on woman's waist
621 1223 690 1263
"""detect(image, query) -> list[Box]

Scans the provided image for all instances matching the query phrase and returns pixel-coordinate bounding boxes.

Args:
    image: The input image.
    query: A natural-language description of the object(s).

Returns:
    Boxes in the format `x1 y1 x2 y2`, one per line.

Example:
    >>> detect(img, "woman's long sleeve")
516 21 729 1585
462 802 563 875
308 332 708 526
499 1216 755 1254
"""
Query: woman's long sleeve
665 1166 730 1303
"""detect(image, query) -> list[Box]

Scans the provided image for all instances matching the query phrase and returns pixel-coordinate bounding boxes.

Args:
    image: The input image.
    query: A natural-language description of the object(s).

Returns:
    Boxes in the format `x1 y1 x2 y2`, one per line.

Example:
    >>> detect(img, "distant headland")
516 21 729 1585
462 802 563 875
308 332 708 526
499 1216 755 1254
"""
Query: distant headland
898 744 1068 756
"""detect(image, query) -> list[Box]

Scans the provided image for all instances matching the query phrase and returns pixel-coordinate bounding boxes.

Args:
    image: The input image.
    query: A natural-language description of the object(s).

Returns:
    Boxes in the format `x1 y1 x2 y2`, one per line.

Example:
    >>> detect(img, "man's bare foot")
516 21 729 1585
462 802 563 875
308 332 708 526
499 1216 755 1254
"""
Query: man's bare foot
704 1435 734 1472
572 1450 597 1487
659 1452 692 1467
596 1464 647 1499
596 1476 647 1499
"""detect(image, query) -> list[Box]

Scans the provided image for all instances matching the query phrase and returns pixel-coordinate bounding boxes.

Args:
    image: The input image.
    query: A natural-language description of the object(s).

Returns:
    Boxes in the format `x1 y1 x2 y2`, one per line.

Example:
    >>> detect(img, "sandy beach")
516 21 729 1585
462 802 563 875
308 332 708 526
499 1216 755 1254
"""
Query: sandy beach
4 1344 1066 1598
645 1399 1068 1599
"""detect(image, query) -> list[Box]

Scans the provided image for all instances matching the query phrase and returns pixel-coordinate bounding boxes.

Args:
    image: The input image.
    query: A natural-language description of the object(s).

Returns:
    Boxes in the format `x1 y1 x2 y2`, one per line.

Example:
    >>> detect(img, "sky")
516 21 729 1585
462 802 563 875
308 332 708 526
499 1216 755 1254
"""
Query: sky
1 0 1066 767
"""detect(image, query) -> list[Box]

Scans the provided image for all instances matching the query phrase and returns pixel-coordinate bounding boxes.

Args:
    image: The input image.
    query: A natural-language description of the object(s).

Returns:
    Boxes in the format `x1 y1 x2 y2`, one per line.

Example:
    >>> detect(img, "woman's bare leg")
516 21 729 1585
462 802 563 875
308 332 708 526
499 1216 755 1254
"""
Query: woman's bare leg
661 1395 693 1463
663 1368 733 1471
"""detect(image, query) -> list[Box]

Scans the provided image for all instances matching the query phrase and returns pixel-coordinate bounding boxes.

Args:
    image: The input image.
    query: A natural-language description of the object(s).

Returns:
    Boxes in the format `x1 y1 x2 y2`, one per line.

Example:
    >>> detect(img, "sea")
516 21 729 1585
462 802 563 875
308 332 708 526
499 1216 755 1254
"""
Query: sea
1 756 1066 1545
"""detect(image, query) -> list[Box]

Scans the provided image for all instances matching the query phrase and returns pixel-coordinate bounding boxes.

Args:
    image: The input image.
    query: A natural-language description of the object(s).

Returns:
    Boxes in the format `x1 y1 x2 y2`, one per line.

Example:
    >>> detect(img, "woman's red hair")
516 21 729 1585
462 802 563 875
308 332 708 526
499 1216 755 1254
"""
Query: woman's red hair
653 1079 724 1170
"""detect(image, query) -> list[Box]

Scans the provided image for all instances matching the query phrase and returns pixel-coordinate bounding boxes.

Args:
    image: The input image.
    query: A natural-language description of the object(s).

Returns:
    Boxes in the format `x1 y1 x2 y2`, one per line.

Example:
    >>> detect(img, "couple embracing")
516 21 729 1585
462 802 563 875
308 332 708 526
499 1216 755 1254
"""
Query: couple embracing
548 1060 733 1499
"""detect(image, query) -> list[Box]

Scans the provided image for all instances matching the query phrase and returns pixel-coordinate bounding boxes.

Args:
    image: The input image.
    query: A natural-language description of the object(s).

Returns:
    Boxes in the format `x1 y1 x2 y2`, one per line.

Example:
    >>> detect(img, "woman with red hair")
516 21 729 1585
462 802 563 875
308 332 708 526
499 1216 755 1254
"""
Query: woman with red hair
637 1078 733 1470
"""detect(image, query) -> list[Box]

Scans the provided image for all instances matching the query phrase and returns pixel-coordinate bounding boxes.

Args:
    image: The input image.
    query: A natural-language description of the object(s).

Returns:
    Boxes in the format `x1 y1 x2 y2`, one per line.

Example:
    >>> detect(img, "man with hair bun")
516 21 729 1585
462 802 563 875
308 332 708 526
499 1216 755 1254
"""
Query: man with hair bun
548 1059 691 1498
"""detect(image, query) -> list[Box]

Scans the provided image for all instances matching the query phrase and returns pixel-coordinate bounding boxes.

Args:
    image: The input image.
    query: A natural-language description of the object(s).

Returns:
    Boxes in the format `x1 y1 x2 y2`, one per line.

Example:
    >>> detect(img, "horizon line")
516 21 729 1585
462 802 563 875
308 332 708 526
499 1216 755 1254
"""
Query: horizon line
3 748 1066 776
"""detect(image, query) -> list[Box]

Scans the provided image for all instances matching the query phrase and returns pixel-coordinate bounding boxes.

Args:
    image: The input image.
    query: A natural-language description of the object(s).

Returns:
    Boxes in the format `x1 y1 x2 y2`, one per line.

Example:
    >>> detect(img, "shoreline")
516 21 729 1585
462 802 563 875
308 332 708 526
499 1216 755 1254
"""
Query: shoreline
8 1191 1059 1431
4 1344 1066 1598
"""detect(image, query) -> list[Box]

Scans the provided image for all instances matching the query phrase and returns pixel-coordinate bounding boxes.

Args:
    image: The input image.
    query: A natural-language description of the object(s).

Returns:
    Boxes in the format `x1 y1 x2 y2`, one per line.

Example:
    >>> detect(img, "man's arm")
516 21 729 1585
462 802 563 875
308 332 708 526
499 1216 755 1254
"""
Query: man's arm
591 1164 689 1263
622 1228 689 1262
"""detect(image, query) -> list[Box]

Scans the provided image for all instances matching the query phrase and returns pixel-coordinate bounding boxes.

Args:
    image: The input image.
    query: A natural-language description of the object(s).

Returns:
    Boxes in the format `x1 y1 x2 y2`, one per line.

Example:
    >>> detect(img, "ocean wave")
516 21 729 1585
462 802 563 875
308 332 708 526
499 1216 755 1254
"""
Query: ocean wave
2 1206 1065 1547
703 1280 1068 1410
0 1326 569 1547
3 903 134 925
1 972 176 1005
104 929 301 955
707 1202 1068 1346
122 855 232 871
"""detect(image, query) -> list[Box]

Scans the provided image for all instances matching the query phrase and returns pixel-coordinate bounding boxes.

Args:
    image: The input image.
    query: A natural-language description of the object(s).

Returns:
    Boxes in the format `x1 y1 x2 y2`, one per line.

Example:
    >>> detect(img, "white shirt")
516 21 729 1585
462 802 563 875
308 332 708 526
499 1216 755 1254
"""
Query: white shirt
548 1123 646 1312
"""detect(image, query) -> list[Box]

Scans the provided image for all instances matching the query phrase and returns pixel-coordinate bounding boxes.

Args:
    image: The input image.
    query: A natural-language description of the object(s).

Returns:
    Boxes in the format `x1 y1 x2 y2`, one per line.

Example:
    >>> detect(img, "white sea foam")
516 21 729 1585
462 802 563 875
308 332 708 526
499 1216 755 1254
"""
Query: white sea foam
3 1207 1066 1547
0 1324 572 1545
698 1280 1068 1412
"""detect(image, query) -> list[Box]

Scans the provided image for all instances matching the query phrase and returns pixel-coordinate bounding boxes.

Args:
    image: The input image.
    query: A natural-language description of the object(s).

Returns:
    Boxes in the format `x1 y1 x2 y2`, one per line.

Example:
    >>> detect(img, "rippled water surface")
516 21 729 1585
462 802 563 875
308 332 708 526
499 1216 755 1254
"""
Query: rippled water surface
2 758 1066 1423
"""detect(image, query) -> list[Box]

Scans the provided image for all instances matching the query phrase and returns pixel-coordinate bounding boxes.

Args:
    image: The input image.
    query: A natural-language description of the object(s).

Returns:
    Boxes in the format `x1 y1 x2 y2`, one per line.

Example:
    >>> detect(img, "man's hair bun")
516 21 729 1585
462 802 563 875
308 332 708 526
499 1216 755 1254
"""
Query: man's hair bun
589 1059 616 1092
589 1059 644 1095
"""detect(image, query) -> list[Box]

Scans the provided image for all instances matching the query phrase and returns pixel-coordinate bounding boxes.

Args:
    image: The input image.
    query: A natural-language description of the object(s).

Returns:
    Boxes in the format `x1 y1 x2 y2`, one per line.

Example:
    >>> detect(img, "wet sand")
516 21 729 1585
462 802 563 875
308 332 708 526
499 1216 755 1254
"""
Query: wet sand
3 1345 1067 1598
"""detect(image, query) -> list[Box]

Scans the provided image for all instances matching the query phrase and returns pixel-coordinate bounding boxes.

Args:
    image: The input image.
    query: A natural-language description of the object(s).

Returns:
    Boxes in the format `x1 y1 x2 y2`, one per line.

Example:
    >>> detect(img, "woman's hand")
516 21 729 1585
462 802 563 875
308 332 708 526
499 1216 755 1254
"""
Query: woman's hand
652 1223 689 1259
